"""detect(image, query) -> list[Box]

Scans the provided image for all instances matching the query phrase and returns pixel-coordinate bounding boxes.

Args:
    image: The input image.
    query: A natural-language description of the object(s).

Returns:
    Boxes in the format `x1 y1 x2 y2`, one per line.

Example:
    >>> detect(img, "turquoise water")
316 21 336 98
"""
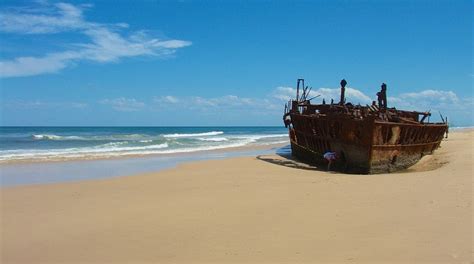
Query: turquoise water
0 127 288 162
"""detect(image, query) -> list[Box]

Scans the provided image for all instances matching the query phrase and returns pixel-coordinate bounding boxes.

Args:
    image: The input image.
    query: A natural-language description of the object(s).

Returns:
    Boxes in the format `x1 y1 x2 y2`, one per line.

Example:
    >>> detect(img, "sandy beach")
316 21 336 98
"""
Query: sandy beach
1 129 472 263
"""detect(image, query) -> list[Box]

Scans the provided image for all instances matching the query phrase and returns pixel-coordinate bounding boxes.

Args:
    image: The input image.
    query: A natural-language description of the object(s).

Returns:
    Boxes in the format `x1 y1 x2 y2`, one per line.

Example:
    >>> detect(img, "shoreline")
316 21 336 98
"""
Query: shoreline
2 129 472 187
0 141 288 165
0 127 288 165
0 142 288 187
1 129 472 263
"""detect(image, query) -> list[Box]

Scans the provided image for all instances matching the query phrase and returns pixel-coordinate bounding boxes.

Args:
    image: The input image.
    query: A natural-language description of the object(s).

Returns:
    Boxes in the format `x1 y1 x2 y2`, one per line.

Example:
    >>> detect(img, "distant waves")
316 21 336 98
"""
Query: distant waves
0 127 289 162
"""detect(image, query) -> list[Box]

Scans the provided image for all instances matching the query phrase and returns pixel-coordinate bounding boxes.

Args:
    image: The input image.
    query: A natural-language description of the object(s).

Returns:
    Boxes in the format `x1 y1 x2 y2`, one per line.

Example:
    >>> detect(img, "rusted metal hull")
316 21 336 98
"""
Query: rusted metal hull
369 120 446 173
288 113 447 174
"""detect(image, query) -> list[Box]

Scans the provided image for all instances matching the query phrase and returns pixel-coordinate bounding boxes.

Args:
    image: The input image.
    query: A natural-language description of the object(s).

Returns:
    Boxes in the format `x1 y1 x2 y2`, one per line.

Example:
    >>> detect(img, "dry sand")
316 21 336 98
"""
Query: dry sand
1 130 473 263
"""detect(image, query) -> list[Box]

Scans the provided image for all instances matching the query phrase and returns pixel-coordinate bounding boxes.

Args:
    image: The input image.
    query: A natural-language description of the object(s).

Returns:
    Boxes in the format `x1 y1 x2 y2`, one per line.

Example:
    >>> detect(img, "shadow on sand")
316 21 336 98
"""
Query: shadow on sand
260 145 449 175
257 145 326 172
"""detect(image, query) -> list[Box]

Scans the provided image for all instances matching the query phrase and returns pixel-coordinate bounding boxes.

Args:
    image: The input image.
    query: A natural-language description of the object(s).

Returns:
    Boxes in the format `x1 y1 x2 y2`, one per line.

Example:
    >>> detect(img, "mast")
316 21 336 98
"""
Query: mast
297 79 304 102
340 79 347 105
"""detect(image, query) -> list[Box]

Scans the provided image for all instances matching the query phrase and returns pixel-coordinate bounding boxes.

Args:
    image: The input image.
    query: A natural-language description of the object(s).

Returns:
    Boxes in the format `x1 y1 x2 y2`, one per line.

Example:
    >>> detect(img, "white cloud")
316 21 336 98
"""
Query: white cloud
272 87 295 101
99 97 145 112
315 87 372 104
0 51 81 77
152 94 270 113
398 90 459 102
4 86 471 126
0 2 86 34
0 2 191 78
2 100 88 109
270 85 473 122
387 89 474 115
154 95 179 104
272 86 373 104
188 95 255 108
149 87 471 120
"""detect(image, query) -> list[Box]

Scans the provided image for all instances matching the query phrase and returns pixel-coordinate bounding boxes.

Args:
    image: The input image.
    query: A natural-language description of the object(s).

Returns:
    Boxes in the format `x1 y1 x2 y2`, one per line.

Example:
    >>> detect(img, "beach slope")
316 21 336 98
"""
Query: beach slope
1 130 472 263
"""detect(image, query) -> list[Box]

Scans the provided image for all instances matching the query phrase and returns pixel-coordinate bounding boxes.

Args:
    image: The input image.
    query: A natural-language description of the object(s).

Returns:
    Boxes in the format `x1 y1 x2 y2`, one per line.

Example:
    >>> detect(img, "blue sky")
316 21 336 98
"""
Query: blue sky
0 0 472 126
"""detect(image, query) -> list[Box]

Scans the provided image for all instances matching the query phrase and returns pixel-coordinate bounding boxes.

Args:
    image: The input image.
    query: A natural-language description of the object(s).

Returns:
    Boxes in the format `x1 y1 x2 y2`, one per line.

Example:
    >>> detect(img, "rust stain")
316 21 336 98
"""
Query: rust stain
283 79 448 174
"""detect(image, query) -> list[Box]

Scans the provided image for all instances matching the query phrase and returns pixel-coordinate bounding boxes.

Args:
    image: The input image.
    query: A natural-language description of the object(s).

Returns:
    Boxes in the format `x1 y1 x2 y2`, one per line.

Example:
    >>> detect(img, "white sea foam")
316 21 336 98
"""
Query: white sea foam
2 132 289 162
197 137 229 142
98 141 129 147
142 139 254 155
95 143 169 152
0 138 262 162
29 132 286 142
450 126 474 131
115 134 148 139
0 143 169 161
33 134 82 140
32 133 154 141
163 131 224 138
231 134 288 142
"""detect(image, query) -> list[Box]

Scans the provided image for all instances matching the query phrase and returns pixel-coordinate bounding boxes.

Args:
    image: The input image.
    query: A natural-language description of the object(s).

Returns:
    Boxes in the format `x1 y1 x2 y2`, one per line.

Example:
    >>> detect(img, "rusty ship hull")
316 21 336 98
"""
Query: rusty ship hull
283 79 448 174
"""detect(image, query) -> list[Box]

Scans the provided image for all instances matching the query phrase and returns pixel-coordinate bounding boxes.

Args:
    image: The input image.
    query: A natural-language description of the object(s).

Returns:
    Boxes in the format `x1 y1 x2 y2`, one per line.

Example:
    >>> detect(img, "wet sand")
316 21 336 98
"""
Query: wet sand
1 130 472 263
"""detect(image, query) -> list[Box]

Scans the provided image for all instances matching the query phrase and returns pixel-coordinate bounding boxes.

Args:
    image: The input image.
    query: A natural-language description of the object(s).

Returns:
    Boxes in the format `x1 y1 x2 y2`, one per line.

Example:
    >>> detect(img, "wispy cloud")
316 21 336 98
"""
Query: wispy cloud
190 95 256 108
153 94 265 112
388 89 473 113
397 90 459 101
272 86 372 104
272 87 295 101
4 86 472 125
99 97 145 112
0 2 191 78
153 95 180 104
273 85 473 123
151 87 472 116
10 87 467 117
2 99 88 109
0 2 87 34
0 51 81 78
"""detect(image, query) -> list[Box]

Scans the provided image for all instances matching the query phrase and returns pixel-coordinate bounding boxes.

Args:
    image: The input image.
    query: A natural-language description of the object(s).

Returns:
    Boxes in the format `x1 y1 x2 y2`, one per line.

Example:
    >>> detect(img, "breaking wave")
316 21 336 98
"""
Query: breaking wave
32 132 227 141
163 131 224 138
233 134 288 141
33 134 83 140
32 134 153 141
2 129 289 163
0 143 169 161
197 137 229 142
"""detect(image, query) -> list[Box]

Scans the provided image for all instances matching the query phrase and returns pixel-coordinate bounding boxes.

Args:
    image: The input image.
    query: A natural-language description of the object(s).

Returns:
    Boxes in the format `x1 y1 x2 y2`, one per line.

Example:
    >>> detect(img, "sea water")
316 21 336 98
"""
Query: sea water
0 127 289 186
0 126 288 163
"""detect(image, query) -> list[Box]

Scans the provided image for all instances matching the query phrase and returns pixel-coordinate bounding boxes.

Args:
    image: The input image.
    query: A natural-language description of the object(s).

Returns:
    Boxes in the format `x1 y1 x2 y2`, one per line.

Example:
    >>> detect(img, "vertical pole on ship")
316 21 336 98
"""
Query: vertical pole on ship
340 79 347 105
296 79 300 102
297 79 304 102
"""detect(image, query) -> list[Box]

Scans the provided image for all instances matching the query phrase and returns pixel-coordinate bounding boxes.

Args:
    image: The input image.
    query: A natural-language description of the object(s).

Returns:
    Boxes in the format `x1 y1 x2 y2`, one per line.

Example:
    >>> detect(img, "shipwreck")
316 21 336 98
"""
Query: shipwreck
283 79 448 174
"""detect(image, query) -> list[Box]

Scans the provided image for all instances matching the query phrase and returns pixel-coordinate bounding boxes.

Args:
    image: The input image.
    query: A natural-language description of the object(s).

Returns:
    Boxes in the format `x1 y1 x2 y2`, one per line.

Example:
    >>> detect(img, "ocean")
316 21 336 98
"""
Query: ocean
0 126 289 163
